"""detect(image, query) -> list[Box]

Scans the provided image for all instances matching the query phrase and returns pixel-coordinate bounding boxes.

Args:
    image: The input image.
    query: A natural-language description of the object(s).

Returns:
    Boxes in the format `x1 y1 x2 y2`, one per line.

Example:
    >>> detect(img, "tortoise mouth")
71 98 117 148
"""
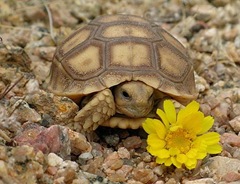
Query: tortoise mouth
115 103 154 118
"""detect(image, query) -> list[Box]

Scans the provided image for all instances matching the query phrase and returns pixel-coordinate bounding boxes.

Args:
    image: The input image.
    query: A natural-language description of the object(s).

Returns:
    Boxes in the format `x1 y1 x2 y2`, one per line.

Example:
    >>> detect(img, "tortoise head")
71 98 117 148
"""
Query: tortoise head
113 81 154 118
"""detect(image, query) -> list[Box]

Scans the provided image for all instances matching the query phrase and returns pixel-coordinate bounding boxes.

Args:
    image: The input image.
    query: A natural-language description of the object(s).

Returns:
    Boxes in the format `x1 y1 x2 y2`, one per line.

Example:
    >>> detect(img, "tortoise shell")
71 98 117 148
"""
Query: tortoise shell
47 14 197 104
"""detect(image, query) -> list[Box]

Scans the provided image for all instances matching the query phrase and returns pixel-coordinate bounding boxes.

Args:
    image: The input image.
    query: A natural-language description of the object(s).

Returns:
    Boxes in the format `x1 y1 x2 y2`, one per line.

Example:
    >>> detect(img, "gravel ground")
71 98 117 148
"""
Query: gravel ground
0 0 240 183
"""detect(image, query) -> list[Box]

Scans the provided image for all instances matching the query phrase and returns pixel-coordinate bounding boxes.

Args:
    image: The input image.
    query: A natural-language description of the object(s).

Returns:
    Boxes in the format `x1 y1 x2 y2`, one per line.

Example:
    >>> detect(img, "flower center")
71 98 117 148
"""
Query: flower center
165 128 193 153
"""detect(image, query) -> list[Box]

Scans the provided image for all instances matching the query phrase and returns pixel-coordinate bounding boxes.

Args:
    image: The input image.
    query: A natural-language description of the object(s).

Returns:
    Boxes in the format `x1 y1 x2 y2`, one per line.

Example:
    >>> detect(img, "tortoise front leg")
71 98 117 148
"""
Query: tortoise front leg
74 89 115 131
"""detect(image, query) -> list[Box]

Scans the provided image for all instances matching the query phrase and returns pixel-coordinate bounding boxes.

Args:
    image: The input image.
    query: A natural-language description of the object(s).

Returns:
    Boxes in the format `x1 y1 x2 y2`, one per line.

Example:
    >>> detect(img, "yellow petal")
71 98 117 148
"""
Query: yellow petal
192 139 207 152
142 118 157 134
169 147 180 156
206 144 222 154
147 146 162 156
197 116 214 135
196 152 207 159
176 154 187 164
181 112 204 135
177 101 200 123
186 149 197 158
171 157 182 168
157 109 169 128
199 132 220 145
143 118 165 135
169 125 181 131
185 157 197 166
155 123 167 140
156 149 170 159
185 158 197 170
163 100 176 125
147 134 166 156
156 157 166 164
164 157 173 166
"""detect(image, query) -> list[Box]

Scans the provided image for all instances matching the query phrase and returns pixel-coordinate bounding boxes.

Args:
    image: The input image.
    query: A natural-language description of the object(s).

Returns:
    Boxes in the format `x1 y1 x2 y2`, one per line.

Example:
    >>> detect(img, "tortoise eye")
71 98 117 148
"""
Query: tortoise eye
122 91 131 100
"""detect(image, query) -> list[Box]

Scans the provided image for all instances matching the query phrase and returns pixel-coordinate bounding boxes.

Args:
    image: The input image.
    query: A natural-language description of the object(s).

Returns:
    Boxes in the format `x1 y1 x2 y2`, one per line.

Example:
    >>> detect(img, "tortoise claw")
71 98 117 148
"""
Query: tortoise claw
74 89 115 131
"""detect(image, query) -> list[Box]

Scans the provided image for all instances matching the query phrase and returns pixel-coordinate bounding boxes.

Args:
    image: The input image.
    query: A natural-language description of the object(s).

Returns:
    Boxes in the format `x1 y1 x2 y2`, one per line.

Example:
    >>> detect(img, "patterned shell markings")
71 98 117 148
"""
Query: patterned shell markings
47 14 197 103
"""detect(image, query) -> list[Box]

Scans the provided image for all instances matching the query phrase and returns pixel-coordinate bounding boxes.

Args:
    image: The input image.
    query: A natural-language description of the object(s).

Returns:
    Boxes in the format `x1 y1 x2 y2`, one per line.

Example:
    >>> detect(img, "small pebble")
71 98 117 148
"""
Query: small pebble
140 152 152 162
0 146 7 161
0 160 8 175
117 147 130 159
11 99 41 123
104 134 120 146
153 166 164 176
47 166 58 175
47 153 63 167
67 128 92 155
229 115 240 132
132 168 158 183
123 136 142 149
184 178 215 184
79 152 93 160
103 152 123 171
25 79 40 94
221 133 240 147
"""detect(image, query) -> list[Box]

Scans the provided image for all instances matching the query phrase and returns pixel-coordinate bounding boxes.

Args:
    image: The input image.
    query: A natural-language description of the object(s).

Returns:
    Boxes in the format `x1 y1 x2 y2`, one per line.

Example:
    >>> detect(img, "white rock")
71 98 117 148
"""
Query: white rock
204 156 240 180
184 178 215 184
26 79 40 94
79 152 93 160
60 160 79 171
47 153 63 167
155 181 164 184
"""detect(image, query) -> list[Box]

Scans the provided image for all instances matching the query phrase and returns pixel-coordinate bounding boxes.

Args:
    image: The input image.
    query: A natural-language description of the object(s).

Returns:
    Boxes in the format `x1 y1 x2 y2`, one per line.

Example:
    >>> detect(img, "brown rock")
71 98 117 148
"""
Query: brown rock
23 7 47 22
110 159 124 170
221 133 240 147
82 157 105 177
25 91 78 126
117 147 130 159
140 152 152 162
67 128 92 155
127 179 144 184
108 172 126 182
132 168 158 183
222 171 240 182
12 145 35 163
229 115 240 133
103 152 123 171
36 46 56 61
123 136 142 149
11 99 41 123
115 165 133 179
47 166 58 175
0 146 7 161
211 102 231 124
55 167 76 183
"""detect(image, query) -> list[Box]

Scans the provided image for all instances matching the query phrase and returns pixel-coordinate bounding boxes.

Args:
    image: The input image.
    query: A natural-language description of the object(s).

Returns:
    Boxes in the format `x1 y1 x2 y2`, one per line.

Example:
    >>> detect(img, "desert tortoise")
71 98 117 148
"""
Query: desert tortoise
47 14 198 131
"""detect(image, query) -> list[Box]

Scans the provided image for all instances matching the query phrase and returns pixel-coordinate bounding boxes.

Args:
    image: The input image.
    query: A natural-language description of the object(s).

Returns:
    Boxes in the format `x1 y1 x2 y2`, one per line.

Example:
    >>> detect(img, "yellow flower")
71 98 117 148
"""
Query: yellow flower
143 100 222 170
